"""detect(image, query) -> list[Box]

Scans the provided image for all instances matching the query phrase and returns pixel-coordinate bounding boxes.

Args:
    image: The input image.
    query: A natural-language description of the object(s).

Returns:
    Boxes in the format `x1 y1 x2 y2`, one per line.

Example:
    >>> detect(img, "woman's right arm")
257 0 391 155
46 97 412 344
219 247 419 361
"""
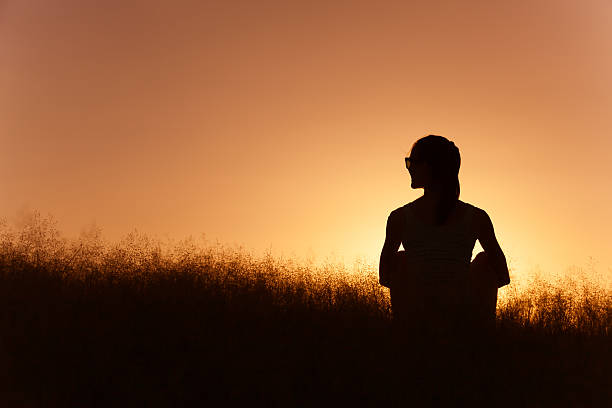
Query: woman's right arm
379 210 402 288
475 209 511 287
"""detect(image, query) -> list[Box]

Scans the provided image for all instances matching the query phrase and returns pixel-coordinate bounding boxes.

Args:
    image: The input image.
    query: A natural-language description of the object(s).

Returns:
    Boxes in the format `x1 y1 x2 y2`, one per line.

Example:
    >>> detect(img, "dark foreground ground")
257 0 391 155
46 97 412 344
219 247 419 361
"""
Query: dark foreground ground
0 216 609 407
0 264 610 408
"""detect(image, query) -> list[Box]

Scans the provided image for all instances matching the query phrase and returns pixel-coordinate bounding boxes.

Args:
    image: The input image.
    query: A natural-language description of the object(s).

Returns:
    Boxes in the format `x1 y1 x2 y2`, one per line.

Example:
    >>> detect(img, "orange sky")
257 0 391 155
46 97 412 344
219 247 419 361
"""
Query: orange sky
1 1 611 280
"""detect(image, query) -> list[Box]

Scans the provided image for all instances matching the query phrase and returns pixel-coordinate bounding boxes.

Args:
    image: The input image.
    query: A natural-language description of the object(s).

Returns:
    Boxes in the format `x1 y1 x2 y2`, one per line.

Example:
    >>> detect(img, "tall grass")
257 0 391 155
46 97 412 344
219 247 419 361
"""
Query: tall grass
0 211 610 407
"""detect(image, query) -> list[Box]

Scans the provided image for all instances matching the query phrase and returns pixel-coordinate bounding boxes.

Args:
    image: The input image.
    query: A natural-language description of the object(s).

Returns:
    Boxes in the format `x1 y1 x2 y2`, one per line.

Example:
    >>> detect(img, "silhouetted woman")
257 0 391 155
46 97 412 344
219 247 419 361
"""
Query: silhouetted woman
379 135 510 343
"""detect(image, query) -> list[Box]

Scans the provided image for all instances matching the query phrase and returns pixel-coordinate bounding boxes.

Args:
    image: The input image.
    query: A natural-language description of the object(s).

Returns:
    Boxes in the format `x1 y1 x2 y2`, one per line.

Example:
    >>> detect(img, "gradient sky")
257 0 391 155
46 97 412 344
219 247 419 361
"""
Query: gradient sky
1 0 611 280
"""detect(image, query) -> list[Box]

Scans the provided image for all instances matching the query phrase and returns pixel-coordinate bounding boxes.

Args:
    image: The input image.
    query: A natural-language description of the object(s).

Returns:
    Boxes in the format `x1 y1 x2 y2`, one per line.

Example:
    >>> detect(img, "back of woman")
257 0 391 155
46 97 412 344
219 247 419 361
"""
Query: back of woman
379 135 510 343
391 200 477 338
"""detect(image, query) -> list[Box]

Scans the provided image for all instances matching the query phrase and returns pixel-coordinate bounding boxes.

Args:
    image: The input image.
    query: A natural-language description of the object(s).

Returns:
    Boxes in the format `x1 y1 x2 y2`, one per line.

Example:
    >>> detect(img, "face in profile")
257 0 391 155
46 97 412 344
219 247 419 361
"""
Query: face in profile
406 147 432 189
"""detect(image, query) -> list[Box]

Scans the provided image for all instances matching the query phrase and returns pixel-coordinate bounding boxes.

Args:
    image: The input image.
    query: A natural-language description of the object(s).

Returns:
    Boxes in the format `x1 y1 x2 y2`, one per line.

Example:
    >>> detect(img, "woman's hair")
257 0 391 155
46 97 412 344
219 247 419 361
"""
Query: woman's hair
411 135 461 225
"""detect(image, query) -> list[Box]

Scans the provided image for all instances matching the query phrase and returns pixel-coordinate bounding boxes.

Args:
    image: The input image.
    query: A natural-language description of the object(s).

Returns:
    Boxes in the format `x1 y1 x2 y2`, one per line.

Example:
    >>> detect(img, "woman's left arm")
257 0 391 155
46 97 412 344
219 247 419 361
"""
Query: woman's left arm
476 209 510 287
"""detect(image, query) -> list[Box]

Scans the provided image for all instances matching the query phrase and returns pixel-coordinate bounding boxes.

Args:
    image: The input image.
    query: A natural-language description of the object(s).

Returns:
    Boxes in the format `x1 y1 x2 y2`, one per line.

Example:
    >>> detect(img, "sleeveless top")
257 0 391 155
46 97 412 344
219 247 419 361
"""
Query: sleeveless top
400 201 478 286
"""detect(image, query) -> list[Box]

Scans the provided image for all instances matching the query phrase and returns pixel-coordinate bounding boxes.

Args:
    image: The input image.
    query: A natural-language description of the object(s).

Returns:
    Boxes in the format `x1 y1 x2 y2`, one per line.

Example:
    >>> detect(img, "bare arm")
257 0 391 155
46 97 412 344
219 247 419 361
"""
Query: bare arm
379 210 402 287
476 209 510 287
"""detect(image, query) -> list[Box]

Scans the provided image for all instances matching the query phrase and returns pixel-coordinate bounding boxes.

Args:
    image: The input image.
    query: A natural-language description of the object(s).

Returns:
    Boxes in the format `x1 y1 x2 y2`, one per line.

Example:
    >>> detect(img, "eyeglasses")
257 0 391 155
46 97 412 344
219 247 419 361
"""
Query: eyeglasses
404 156 423 170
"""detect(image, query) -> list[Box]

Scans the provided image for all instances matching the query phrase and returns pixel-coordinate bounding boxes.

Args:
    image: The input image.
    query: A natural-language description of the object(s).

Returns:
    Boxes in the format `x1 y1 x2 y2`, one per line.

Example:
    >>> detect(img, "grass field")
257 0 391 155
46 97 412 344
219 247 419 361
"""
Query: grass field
0 212 610 407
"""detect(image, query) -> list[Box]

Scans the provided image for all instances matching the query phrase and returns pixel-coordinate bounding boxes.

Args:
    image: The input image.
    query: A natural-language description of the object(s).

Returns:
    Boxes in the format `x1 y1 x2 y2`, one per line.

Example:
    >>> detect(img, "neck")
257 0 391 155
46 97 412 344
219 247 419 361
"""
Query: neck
422 187 444 202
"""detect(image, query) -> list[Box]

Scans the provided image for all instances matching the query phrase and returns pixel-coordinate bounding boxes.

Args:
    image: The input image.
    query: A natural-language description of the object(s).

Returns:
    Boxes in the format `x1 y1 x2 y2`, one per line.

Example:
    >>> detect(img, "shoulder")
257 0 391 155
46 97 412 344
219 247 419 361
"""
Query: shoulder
391 199 417 217
394 199 419 216
388 206 405 222
461 201 493 232
459 200 486 217
386 204 410 227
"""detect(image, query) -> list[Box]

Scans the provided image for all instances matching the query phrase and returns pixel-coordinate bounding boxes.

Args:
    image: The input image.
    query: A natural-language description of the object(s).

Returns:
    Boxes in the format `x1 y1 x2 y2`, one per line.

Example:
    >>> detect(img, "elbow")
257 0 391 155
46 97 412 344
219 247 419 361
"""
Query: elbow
378 253 394 288
475 250 510 288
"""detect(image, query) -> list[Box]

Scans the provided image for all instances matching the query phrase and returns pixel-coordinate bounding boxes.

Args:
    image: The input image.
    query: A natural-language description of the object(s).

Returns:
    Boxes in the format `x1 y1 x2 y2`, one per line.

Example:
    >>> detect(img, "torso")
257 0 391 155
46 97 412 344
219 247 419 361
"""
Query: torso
397 198 479 282
391 198 483 325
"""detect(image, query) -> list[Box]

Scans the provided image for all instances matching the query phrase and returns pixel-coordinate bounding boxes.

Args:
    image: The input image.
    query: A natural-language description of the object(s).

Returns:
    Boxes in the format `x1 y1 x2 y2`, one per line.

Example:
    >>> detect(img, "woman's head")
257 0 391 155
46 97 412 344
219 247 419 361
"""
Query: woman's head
406 135 461 223
407 135 460 193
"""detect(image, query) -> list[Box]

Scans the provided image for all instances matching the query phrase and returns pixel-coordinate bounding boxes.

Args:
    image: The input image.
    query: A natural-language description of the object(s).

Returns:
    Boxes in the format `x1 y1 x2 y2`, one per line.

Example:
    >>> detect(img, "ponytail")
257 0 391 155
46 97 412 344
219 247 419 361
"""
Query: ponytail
434 175 460 225
412 135 461 225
